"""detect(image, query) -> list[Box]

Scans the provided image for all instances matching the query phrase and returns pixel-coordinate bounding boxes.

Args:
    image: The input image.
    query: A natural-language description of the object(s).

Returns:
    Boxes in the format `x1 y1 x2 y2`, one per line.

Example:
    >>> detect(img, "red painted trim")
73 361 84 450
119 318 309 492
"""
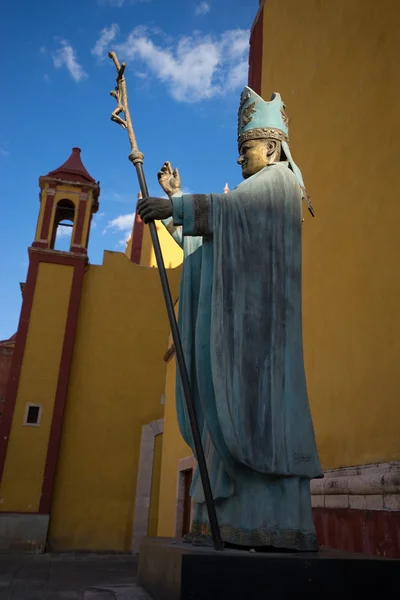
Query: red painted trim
248 5 263 95
39 193 55 243
83 213 93 250
39 255 85 514
313 507 400 559
0 255 40 481
72 199 86 247
251 0 265 35
32 241 48 249
29 249 86 267
130 213 144 264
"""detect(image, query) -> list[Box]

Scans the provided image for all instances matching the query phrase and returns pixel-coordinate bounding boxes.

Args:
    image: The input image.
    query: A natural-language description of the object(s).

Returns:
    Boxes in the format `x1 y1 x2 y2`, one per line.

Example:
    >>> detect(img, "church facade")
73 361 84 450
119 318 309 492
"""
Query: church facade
1 0 399 557
0 147 182 552
0 147 229 552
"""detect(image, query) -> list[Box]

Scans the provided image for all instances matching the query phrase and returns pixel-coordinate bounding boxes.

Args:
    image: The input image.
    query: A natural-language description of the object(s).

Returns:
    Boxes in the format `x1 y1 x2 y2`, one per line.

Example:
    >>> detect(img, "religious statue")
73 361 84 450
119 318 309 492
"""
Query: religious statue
137 87 323 552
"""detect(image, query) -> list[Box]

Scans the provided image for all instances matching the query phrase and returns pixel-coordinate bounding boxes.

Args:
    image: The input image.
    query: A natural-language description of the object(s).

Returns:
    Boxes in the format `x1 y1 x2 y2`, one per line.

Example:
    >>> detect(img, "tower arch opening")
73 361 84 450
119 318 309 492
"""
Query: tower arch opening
51 199 76 252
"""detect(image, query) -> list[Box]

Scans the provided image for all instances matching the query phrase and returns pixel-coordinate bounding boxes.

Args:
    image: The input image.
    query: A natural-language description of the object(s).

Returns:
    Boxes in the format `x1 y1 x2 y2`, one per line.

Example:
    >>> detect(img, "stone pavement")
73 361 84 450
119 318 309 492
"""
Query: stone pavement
0 553 152 599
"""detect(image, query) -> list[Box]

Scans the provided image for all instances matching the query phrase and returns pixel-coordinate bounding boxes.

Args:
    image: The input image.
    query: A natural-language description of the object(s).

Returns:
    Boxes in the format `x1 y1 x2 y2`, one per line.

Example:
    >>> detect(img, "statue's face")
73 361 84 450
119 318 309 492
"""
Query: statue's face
237 138 281 179
237 140 267 179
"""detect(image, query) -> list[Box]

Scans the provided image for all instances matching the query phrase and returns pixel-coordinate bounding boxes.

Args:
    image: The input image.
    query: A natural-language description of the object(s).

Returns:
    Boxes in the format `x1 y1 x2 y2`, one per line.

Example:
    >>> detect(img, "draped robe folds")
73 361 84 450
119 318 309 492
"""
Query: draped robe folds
162 162 323 551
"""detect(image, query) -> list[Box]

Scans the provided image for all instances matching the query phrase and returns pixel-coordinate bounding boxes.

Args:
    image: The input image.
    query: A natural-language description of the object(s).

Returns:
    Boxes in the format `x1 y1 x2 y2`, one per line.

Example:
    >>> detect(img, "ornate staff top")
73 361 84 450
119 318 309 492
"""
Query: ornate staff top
108 51 144 166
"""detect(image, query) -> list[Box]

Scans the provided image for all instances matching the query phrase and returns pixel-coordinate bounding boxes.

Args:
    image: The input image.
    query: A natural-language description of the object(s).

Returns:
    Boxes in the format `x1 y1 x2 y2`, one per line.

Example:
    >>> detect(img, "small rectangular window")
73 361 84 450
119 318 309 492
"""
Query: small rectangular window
24 404 42 426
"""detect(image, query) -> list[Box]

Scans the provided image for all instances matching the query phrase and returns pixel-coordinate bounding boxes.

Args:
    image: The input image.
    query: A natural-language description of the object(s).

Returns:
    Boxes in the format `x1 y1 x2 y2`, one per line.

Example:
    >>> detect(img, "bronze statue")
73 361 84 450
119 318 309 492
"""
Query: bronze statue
137 88 322 551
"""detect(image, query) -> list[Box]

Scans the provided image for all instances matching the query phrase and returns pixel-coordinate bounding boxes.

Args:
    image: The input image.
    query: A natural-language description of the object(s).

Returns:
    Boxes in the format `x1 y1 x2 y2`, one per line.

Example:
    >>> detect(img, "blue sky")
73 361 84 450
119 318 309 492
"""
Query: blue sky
0 0 258 339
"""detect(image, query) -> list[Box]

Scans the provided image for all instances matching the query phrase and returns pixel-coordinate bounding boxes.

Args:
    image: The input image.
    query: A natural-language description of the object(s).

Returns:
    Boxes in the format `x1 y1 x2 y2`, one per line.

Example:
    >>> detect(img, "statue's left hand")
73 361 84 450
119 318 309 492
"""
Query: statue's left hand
137 196 173 224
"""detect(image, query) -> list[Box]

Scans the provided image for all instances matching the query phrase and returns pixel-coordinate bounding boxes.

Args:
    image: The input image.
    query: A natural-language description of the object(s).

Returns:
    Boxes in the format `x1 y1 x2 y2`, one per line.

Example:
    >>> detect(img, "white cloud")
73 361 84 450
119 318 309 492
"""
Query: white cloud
103 212 135 248
56 225 73 239
43 74 50 83
91 24 119 60
195 2 211 16
40 46 46 54
104 212 135 232
220 29 250 59
53 40 88 82
119 231 132 246
226 59 248 91
104 212 135 245
0 146 9 157
101 26 249 102
54 224 73 251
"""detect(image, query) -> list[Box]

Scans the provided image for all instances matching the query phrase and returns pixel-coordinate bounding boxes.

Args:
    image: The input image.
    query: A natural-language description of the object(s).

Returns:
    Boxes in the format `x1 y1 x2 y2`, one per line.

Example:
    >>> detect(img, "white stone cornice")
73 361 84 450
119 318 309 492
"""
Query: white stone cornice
311 462 400 511
39 176 99 190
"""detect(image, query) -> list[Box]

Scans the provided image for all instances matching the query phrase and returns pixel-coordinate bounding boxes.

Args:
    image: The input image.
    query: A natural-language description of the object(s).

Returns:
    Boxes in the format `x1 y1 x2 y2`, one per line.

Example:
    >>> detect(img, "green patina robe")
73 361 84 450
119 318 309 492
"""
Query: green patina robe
162 162 322 550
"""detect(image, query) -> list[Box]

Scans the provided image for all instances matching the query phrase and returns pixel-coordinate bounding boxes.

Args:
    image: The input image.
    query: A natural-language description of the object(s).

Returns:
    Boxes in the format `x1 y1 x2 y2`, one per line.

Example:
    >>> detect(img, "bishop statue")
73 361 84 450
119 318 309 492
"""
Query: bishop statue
137 87 322 551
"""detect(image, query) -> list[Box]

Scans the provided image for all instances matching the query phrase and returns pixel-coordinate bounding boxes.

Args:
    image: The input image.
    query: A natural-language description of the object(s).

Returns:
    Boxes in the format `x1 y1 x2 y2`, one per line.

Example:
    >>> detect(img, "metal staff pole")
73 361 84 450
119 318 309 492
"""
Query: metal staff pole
108 51 223 551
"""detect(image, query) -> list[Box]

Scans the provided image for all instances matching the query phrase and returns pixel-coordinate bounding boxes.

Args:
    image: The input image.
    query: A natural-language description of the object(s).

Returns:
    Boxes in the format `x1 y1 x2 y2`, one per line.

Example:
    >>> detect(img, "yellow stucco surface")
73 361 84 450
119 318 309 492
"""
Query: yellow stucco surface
156 1 400 534
157 356 191 537
262 0 400 468
141 221 183 269
0 263 73 512
47 252 181 551
125 220 183 269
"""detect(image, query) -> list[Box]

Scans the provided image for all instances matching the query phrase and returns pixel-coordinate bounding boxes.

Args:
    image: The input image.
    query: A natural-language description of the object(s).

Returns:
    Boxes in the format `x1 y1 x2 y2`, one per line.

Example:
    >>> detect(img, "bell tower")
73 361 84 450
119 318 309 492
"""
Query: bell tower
33 147 99 254
0 148 100 539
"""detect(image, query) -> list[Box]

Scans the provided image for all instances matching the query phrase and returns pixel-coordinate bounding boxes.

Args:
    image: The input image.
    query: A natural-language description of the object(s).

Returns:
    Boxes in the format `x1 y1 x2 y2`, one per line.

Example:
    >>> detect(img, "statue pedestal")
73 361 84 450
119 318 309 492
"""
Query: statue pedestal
138 537 399 600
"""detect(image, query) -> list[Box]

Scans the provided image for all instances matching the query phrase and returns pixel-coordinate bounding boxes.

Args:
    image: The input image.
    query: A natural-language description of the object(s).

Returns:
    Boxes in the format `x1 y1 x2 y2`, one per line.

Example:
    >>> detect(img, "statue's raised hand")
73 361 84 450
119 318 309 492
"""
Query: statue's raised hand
158 161 181 198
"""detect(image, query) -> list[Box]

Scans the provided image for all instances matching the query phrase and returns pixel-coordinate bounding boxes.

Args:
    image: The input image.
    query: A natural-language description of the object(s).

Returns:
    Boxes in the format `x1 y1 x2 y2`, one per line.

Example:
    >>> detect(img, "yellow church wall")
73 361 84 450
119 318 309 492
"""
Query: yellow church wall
48 251 181 551
155 1 400 534
261 0 400 468
140 221 158 267
157 355 192 537
125 235 133 259
0 263 73 512
141 221 183 269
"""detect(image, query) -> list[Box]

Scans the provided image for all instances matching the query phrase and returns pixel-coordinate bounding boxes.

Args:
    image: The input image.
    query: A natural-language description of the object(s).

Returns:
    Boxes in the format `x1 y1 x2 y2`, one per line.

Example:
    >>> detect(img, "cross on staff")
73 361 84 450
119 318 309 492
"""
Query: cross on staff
107 51 223 551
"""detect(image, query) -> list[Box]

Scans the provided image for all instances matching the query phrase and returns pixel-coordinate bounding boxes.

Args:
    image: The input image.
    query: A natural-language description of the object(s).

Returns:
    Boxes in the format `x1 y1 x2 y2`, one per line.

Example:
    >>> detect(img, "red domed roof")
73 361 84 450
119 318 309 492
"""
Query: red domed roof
46 147 96 184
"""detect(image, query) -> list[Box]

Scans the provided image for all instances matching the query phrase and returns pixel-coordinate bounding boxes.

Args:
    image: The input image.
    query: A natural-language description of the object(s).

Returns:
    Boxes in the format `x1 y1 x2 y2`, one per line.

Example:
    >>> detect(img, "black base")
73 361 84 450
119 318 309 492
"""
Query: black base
138 537 400 600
